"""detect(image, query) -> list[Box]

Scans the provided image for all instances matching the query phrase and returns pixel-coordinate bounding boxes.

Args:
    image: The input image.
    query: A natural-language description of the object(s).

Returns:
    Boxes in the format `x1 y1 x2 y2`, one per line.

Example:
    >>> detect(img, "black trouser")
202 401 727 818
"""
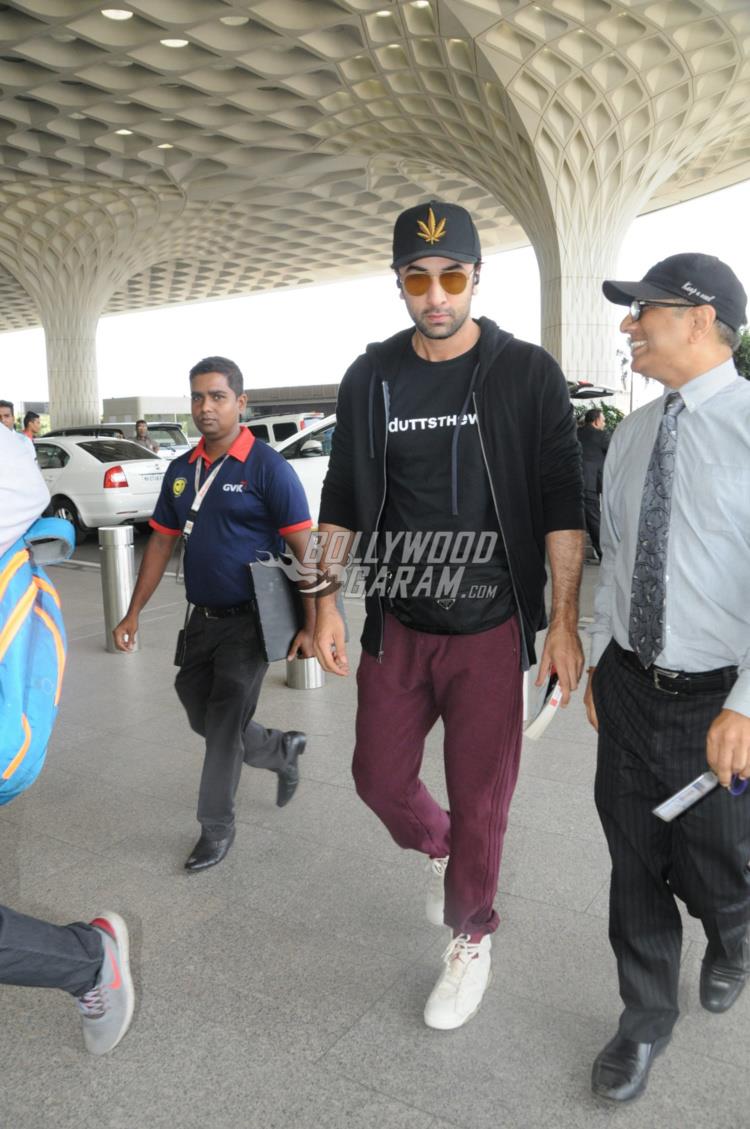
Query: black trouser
593 642 750 1041
175 610 288 839
583 490 601 558
0 905 102 996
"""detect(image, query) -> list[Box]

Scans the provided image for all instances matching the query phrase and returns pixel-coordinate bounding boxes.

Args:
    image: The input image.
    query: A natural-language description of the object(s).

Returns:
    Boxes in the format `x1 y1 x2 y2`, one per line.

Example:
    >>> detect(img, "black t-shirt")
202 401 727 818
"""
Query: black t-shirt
378 340 515 634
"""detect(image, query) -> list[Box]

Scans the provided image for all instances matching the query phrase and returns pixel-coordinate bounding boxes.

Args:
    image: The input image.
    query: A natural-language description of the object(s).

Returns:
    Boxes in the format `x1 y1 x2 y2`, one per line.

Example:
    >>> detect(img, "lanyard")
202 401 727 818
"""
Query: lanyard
182 453 228 541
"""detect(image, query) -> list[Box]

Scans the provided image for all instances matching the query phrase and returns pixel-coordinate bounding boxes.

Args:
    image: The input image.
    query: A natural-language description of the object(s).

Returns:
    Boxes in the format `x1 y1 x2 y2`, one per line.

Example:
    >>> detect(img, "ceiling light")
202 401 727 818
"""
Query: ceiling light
115 128 133 135
413 1 430 6
160 116 175 122
160 38 188 47
157 142 173 149
101 8 133 18
219 15 250 25
70 112 86 120
376 10 391 16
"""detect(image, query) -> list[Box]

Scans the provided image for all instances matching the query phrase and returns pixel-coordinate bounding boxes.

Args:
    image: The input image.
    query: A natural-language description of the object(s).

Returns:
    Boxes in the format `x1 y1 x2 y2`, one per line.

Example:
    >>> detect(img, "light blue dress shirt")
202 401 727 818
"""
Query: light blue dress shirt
589 358 750 717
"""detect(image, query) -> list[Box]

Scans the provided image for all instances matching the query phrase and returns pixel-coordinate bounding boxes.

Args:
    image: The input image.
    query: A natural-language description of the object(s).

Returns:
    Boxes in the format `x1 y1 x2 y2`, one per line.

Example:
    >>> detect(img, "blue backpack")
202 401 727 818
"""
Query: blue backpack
0 517 74 805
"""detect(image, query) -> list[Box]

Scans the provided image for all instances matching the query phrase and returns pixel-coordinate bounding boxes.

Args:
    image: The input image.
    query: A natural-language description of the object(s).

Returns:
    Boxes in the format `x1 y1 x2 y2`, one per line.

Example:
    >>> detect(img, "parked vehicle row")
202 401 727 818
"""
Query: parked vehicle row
45 421 191 460
34 437 167 544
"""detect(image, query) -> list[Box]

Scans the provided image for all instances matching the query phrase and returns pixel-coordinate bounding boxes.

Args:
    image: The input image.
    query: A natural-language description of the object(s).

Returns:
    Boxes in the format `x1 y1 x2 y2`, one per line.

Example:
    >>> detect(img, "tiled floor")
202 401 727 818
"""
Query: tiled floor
3 561 749 1129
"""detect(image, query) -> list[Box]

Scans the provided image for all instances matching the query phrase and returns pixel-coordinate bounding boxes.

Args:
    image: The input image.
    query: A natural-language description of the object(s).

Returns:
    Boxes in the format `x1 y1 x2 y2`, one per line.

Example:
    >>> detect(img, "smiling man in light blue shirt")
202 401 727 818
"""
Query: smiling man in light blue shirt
584 253 750 1104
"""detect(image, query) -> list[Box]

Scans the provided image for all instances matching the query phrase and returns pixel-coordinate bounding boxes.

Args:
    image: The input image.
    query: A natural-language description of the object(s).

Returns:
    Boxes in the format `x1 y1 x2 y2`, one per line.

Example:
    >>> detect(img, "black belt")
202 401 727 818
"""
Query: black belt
613 642 737 696
194 601 254 620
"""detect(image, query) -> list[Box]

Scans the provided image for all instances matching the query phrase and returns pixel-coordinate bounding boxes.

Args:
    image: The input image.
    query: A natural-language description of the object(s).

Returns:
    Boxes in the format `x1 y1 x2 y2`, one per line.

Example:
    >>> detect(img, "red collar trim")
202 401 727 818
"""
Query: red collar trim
188 426 255 466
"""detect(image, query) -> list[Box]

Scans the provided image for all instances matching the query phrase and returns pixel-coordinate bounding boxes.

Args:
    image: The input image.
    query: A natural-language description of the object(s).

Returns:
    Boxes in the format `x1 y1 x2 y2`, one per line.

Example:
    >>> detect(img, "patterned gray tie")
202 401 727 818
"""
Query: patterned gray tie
628 391 685 668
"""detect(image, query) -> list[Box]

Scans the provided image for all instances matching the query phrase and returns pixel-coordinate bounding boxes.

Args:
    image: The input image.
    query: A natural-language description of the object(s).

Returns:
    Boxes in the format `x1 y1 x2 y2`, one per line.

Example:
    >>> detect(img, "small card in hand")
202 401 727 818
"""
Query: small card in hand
524 671 563 740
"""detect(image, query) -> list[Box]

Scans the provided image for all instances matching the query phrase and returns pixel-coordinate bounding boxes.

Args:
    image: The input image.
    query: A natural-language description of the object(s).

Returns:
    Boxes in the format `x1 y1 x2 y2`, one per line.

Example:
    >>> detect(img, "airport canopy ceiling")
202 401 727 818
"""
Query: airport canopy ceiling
0 0 748 335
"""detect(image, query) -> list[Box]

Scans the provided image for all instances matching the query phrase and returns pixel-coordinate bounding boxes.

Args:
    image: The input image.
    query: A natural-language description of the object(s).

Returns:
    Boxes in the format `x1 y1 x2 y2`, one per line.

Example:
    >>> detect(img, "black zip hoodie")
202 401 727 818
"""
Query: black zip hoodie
319 316 584 668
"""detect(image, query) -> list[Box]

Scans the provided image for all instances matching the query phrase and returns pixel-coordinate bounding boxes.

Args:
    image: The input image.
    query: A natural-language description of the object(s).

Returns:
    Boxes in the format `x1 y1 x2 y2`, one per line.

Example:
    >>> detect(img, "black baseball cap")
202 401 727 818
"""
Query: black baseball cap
392 200 481 270
603 252 747 331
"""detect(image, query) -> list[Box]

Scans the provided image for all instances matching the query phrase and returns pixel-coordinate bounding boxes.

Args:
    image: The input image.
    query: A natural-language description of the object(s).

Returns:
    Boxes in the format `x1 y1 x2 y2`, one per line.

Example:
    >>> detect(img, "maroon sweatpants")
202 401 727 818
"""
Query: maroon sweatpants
353 612 524 937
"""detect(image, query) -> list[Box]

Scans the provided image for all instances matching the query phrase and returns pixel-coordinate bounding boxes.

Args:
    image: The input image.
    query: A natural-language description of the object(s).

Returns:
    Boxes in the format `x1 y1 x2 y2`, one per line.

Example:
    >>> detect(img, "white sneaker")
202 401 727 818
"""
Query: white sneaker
424 933 492 1030
425 856 449 926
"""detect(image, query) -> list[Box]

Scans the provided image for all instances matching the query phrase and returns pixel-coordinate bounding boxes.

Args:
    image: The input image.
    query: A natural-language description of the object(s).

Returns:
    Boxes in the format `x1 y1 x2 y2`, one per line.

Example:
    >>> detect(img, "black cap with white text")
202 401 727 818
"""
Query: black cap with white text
603 253 747 331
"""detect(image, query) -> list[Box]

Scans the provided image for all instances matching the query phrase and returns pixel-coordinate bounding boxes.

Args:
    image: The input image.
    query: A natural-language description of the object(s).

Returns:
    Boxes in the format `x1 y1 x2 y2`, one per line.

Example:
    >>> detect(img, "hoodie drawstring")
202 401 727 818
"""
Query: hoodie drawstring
450 360 480 517
367 366 376 460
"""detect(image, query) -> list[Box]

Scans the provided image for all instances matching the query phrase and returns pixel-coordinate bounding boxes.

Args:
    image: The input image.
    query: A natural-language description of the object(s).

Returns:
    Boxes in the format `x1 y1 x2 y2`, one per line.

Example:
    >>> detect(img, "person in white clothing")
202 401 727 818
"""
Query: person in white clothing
0 422 135 1056
0 421 49 554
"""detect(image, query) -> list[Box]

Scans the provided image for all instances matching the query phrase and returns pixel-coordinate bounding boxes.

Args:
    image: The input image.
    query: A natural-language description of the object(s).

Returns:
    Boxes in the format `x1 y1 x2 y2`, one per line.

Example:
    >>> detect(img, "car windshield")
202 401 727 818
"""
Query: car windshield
142 426 187 448
79 440 162 463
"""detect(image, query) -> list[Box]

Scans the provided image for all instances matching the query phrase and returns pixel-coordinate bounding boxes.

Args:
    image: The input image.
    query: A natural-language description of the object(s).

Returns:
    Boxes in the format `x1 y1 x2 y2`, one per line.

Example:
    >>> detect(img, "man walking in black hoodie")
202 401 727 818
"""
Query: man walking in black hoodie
313 201 585 1029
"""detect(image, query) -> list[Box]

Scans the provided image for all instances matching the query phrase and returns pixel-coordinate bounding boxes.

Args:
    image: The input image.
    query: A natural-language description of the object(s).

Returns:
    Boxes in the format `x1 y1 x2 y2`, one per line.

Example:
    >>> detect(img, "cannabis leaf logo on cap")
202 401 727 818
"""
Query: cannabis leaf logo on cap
416 206 446 245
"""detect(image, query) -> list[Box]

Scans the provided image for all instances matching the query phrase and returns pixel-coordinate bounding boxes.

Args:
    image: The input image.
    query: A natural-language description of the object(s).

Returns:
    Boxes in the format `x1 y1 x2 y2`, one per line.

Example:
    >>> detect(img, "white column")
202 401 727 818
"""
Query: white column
42 309 101 428
459 0 746 386
0 179 183 426
536 231 629 388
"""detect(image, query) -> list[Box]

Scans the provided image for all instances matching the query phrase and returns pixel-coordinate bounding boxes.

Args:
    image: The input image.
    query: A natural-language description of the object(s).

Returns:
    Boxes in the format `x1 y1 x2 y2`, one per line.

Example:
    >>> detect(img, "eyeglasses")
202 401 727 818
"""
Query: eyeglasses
628 299 692 321
401 269 472 297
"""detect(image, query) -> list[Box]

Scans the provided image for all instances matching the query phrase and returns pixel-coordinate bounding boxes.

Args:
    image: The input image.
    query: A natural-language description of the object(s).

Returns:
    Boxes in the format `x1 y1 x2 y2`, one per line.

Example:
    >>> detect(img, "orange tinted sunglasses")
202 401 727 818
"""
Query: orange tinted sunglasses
401 269 471 297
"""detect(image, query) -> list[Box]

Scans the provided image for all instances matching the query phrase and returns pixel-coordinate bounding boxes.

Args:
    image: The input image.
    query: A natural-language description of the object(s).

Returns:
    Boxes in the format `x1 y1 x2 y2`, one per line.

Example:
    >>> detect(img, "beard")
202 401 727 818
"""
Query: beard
412 306 470 339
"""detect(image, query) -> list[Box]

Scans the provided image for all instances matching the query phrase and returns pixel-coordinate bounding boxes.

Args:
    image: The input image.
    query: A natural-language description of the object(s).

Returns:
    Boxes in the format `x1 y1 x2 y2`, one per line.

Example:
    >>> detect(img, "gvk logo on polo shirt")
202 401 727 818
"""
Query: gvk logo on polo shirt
223 482 246 493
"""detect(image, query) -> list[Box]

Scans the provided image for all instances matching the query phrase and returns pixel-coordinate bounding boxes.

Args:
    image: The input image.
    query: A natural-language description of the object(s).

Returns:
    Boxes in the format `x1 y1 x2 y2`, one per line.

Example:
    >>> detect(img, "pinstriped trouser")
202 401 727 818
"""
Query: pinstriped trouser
593 641 750 1041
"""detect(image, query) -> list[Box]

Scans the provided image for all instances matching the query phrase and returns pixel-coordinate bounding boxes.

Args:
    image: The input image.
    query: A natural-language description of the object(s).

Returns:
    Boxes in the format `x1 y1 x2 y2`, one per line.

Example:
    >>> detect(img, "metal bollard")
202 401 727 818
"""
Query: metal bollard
286 655 325 690
98 526 138 654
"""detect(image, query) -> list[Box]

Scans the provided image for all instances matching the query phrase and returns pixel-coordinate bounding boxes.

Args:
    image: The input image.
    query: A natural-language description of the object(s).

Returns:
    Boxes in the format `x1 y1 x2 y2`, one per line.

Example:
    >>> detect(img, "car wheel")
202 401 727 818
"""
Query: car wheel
51 497 88 545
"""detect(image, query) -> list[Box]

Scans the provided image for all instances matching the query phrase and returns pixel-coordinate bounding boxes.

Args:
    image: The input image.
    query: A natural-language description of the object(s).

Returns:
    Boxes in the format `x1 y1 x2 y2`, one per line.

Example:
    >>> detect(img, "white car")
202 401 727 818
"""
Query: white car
34 436 167 543
45 421 192 460
274 413 335 524
245 412 327 446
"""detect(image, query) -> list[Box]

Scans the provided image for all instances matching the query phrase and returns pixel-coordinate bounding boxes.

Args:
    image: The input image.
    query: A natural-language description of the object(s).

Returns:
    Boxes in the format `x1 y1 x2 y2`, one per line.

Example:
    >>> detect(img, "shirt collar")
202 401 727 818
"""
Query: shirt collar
188 425 255 465
671 358 739 413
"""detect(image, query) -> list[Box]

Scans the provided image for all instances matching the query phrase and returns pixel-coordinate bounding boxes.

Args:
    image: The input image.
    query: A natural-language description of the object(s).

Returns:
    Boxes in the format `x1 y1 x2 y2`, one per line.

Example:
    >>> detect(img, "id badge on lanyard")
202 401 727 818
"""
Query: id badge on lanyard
174 454 229 666
182 454 227 543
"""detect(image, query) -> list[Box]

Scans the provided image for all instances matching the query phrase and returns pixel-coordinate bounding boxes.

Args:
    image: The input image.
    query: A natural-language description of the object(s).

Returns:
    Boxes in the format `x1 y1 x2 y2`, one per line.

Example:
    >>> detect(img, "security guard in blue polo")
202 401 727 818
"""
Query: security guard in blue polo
114 356 314 872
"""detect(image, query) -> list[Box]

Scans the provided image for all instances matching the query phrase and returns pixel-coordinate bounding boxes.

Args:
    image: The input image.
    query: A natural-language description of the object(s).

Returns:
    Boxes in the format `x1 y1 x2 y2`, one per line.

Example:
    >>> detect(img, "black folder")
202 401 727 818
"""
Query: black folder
248 560 347 663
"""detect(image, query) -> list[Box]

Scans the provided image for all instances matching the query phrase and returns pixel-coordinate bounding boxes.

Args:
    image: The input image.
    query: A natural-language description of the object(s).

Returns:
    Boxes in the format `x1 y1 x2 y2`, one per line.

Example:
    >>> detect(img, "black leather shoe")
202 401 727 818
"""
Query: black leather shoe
700 936 750 1013
184 828 236 872
277 731 306 808
591 1033 670 1102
